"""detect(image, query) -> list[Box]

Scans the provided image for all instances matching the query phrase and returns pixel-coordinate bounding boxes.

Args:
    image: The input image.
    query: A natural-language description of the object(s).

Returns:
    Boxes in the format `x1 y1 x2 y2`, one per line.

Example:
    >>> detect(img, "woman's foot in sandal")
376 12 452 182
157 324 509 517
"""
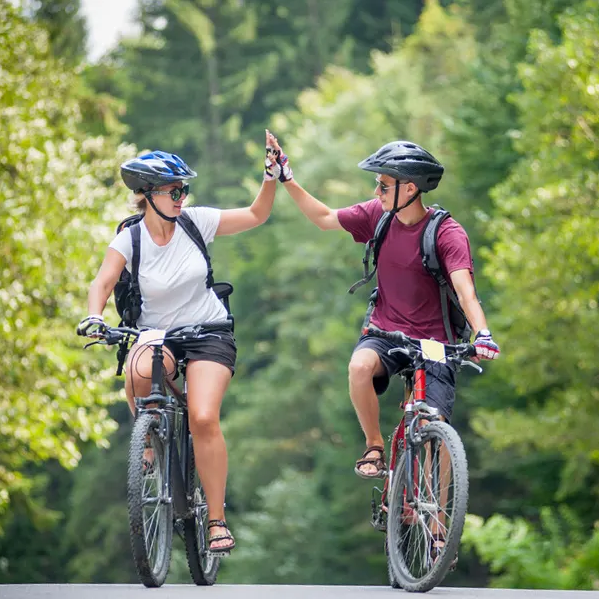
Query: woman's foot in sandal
143 435 155 475
354 445 387 479
207 519 235 555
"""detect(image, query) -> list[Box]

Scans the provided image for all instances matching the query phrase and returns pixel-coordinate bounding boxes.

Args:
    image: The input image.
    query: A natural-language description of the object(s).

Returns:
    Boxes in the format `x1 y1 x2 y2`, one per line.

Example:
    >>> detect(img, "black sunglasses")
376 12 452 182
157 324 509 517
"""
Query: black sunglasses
151 184 190 202
375 178 398 195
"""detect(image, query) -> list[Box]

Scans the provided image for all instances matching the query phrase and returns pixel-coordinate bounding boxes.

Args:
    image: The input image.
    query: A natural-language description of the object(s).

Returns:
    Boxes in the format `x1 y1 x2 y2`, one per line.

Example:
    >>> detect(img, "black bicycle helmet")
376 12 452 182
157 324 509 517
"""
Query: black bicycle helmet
120 151 197 192
358 141 444 192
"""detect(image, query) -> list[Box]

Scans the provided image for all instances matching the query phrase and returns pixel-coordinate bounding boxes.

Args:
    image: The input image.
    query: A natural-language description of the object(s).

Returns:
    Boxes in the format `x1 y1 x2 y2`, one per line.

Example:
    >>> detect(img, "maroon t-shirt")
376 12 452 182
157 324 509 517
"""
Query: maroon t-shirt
338 200 473 343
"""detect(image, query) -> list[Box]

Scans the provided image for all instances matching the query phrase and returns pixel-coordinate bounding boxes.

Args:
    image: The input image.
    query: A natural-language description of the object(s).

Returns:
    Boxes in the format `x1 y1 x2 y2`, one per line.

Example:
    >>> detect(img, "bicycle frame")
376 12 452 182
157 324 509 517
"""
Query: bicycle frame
135 344 194 520
381 359 442 511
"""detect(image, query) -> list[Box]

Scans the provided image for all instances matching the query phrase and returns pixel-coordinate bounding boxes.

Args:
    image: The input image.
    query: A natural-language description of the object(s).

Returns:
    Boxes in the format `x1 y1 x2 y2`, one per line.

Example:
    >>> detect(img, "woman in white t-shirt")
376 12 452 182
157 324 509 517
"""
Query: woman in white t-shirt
77 134 287 554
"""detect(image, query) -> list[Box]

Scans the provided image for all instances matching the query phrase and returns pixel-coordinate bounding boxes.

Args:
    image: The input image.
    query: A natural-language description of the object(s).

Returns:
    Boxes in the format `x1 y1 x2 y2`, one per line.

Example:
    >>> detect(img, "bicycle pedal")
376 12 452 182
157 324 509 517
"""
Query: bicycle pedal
207 550 230 559
371 519 387 533
370 509 387 533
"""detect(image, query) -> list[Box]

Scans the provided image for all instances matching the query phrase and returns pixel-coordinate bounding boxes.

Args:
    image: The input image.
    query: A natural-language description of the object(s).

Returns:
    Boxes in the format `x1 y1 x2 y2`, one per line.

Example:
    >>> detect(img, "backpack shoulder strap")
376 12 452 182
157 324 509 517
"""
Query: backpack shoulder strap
420 207 465 344
420 207 451 286
177 211 214 288
117 213 143 235
348 211 394 294
129 222 142 293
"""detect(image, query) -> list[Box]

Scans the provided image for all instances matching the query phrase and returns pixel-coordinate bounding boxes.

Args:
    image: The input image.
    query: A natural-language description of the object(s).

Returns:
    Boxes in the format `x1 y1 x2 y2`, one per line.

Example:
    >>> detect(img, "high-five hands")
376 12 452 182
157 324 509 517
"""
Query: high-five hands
264 129 293 183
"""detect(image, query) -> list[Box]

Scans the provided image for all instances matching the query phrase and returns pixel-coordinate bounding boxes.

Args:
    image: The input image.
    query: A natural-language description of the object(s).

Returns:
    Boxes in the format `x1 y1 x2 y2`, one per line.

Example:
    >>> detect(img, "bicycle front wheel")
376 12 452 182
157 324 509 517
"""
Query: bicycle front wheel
184 434 220 585
387 421 468 593
127 412 173 587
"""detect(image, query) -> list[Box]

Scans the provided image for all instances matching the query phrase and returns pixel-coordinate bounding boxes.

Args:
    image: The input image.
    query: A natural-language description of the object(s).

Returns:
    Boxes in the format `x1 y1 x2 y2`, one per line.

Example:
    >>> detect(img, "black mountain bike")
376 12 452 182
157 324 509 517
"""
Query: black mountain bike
365 326 482 593
84 321 232 587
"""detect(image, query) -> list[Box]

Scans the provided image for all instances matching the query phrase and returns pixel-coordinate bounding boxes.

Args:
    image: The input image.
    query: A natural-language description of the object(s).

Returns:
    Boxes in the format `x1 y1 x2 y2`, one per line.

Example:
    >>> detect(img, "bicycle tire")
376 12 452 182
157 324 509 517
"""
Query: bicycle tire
184 434 220 585
127 412 173 587
386 537 402 589
387 421 468 592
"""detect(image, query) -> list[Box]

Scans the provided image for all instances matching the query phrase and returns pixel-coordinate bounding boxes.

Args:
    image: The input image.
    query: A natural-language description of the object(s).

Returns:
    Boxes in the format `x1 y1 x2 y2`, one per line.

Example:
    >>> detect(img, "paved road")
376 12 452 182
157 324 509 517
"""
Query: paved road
2 586 599 599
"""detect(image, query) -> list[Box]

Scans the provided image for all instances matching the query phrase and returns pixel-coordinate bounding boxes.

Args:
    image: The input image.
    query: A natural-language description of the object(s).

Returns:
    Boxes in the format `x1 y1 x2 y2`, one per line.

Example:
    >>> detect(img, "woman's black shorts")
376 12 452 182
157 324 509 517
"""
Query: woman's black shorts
166 330 237 375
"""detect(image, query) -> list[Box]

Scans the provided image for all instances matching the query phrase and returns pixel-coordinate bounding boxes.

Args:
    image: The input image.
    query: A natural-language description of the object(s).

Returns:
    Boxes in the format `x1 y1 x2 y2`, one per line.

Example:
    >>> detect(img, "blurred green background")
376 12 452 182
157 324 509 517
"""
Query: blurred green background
1 0 598 588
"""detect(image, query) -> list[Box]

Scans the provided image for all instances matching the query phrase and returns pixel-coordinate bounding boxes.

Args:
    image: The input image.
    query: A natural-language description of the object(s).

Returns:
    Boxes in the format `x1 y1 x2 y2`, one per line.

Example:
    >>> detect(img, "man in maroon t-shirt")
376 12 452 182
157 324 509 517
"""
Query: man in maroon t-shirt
264 131 500 479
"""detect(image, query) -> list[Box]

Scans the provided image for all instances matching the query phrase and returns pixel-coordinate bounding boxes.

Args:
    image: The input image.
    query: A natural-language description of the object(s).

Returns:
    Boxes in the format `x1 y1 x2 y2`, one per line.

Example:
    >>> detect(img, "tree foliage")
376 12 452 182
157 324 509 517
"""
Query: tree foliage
0 2 134 540
32 0 88 64
475 0 599 498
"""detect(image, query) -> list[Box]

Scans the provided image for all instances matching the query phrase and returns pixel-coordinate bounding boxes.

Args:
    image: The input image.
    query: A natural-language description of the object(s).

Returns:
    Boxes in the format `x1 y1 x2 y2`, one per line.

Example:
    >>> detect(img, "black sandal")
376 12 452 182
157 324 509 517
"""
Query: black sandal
207 519 236 554
142 435 155 475
354 445 387 479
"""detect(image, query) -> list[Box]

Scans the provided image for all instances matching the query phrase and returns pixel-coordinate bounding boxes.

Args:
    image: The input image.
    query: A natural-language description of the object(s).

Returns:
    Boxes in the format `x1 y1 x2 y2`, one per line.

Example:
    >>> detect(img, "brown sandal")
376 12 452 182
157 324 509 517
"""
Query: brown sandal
354 445 387 479
430 533 458 571
207 519 236 555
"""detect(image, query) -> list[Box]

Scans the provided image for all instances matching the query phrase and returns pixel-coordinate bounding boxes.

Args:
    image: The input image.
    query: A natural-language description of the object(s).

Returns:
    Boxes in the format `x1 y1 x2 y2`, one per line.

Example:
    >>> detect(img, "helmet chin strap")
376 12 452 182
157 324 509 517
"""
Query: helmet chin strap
391 182 421 214
143 191 177 223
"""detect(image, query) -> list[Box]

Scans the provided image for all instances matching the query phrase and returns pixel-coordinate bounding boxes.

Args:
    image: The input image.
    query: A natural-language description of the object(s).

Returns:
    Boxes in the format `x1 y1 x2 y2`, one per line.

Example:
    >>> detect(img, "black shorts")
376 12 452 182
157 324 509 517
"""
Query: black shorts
353 334 456 421
166 330 237 375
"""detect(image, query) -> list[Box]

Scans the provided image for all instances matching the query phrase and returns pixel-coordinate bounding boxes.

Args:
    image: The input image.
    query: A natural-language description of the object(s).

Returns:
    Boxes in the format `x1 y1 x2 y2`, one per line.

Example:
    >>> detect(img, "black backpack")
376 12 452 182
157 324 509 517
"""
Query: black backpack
349 207 474 343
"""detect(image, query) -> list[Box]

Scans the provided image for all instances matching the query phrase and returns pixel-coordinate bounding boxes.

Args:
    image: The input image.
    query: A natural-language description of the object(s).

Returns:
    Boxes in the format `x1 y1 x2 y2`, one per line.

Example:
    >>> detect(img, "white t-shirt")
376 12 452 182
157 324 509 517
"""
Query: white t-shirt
109 207 228 329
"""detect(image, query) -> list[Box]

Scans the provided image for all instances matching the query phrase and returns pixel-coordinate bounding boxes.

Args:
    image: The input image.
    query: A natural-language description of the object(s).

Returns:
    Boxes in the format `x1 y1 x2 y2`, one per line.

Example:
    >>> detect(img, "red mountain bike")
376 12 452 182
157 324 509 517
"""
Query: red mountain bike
365 325 482 592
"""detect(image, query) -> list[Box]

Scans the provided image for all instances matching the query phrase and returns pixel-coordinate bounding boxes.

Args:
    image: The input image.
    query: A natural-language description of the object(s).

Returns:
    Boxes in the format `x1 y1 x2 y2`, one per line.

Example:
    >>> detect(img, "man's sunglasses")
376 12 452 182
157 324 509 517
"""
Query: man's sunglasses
150 184 190 202
375 178 398 195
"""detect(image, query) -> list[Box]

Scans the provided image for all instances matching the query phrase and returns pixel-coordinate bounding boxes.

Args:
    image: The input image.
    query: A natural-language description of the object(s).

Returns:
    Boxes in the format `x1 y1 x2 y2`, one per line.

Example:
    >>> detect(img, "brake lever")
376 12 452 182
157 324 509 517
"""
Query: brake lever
462 360 483 373
83 340 105 349
388 347 411 357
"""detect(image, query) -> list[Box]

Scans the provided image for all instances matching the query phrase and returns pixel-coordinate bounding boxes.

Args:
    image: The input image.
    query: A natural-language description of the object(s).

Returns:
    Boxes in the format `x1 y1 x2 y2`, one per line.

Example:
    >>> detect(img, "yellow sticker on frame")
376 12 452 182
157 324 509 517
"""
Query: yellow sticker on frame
420 339 446 364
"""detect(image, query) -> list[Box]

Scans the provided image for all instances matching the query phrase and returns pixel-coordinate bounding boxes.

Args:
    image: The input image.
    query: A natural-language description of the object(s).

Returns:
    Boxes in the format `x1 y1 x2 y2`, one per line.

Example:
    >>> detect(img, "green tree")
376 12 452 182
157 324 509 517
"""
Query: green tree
32 0 88 64
465 0 599 587
475 0 599 507
0 2 135 544
463 510 599 589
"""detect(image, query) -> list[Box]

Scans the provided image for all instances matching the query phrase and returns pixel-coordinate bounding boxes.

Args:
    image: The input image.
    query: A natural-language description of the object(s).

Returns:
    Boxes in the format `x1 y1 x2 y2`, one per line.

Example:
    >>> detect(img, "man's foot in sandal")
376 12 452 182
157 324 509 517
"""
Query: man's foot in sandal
207 519 235 555
354 445 387 479
430 533 458 571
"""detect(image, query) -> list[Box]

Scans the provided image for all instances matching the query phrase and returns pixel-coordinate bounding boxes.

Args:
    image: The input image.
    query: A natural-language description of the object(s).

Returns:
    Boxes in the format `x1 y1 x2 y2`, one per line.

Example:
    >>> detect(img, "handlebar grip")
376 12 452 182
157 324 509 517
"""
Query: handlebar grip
464 344 477 358
363 326 407 345
199 320 233 332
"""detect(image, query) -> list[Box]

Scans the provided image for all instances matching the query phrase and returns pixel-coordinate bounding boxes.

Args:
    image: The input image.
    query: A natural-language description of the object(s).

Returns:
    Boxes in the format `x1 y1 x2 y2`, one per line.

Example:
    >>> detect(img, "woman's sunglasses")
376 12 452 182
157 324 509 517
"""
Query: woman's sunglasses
150 184 190 202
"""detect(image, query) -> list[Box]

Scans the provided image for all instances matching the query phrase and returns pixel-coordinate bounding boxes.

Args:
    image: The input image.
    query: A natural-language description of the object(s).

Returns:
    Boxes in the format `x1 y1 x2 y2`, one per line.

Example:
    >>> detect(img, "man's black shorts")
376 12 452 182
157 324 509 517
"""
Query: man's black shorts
353 334 456 421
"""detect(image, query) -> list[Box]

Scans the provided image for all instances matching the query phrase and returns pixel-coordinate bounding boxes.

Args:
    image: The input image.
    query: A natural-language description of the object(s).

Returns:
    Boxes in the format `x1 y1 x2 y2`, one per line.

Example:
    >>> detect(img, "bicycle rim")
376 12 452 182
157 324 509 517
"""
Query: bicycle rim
127 412 173 587
387 421 468 592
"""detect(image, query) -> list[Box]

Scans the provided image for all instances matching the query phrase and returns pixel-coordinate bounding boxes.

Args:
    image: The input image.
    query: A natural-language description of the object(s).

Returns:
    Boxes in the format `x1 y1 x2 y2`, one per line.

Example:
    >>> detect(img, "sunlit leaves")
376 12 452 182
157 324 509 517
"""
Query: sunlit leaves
0 3 135 531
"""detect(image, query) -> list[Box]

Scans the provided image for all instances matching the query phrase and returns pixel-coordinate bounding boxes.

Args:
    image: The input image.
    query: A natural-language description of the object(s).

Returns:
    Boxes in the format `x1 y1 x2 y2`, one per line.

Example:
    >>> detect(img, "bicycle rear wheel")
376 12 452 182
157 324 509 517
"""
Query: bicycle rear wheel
387 421 468 592
127 412 173 587
184 434 220 585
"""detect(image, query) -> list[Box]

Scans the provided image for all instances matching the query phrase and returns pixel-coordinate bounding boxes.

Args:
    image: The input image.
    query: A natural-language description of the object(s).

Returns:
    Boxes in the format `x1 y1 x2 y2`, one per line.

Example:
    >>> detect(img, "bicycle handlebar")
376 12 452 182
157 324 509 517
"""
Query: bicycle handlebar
364 325 477 360
83 320 233 347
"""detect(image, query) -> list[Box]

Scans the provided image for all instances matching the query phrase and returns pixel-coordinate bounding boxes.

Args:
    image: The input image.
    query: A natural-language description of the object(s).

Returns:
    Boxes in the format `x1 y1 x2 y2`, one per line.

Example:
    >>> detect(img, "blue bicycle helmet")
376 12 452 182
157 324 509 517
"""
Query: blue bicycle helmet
120 151 197 192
